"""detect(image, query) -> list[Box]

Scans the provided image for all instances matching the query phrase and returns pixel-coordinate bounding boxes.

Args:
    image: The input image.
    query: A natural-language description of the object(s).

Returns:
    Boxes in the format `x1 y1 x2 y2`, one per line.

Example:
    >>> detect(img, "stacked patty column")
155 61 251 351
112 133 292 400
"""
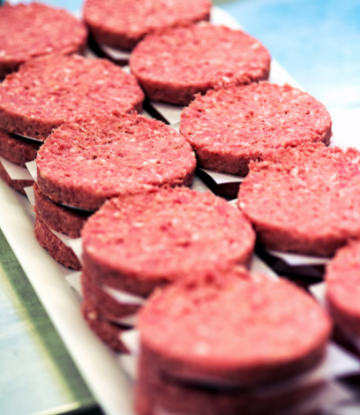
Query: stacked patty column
80 187 255 350
136 268 332 415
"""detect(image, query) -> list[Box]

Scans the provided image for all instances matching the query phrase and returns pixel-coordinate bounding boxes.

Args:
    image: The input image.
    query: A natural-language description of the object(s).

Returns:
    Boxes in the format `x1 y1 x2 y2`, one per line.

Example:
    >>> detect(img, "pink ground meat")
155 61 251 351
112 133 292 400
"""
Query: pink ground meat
81 299 129 353
326 239 360 338
0 2 87 78
34 184 90 238
36 114 196 210
136 267 331 414
84 0 211 50
239 143 360 257
34 215 81 270
0 129 40 166
82 187 255 296
180 83 332 176
130 23 271 105
0 54 144 141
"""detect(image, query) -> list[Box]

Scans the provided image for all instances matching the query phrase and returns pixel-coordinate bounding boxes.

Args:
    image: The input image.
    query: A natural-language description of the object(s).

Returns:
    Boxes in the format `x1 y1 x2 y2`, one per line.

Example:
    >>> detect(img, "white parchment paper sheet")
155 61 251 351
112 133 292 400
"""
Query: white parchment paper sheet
0 156 33 180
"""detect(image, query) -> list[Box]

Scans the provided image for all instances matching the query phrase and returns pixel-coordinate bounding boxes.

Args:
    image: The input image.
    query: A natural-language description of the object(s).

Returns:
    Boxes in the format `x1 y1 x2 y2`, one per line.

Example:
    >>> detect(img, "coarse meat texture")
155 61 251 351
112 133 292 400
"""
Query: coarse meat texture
136 355 326 415
34 183 90 238
239 143 360 257
81 299 129 353
81 272 140 321
36 114 196 211
0 54 144 141
34 215 81 270
0 160 33 195
130 23 271 105
84 0 211 50
326 240 360 338
81 187 255 296
0 128 40 166
138 267 331 387
180 83 332 176
0 2 87 79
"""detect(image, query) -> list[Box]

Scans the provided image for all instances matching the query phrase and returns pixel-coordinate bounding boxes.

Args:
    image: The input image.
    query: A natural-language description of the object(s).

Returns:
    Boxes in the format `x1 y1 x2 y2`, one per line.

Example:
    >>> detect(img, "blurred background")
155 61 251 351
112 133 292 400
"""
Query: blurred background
1 1 360 414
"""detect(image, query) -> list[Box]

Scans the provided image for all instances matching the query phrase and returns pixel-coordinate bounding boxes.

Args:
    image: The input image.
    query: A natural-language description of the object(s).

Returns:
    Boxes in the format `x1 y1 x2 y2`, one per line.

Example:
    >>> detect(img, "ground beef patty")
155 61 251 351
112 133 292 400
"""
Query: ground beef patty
84 0 211 50
81 299 128 353
180 83 332 176
0 129 40 166
0 2 87 79
130 23 271 106
137 365 325 415
326 240 360 338
0 161 33 195
0 54 144 141
81 272 140 321
82 187 255 296
34 215 81 270
136 268 331 415
34 184 90 239
36 114 196 211
239 143 360 257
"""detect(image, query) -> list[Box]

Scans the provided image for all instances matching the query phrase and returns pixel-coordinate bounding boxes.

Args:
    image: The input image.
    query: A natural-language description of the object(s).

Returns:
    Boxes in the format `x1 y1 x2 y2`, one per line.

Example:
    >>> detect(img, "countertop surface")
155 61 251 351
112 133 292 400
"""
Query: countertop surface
1 1 360 414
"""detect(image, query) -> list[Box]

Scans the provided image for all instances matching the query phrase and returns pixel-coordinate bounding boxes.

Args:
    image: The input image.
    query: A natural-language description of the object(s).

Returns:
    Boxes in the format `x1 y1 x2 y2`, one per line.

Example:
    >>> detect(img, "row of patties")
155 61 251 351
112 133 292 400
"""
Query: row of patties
0 1 358 414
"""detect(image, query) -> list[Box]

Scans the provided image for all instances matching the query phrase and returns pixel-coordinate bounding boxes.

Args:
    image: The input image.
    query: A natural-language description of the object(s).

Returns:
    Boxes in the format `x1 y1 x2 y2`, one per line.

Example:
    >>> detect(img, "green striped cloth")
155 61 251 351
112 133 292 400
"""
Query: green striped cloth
0 229 99 415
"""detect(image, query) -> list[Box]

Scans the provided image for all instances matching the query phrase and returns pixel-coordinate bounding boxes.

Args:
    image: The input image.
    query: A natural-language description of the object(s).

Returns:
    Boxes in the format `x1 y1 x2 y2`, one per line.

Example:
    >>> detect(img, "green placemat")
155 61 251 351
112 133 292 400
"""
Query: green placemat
0 229 98 415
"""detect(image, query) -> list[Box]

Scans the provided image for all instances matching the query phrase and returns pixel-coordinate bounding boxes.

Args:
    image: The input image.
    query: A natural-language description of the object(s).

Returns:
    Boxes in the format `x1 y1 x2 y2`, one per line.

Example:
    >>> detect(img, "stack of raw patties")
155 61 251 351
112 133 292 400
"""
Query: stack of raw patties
0 2 88 193
3 1 360 414
80 187 256 350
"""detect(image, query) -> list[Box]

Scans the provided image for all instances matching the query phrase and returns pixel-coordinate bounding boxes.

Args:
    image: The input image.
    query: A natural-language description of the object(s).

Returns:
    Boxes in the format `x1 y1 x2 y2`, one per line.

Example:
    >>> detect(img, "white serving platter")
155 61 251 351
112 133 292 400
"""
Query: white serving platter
1 6 360 415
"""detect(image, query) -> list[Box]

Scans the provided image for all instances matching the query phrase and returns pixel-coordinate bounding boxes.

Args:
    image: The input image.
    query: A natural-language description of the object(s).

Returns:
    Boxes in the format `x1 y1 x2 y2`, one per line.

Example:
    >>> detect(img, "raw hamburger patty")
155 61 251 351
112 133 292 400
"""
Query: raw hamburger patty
34 184 90 238
239 143 360 257
82 299 128 353
326 240 360 337
83 0 211 50
0 129 40 166
137 268 331 388
36 114 196 210
82 187 255 296
0 54 144 141
180 83 332 176
34 215 81 270
130 23 271 105
0 2 87 79
136 358 325 415
0 160 33 195
81 272 140 321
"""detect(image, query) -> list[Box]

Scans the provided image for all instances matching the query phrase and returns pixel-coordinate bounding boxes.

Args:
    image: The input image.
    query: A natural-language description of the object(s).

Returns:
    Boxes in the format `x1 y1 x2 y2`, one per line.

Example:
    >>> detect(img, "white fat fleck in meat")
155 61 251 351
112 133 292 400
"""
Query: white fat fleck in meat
193 342 210 356
291 167 299 176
